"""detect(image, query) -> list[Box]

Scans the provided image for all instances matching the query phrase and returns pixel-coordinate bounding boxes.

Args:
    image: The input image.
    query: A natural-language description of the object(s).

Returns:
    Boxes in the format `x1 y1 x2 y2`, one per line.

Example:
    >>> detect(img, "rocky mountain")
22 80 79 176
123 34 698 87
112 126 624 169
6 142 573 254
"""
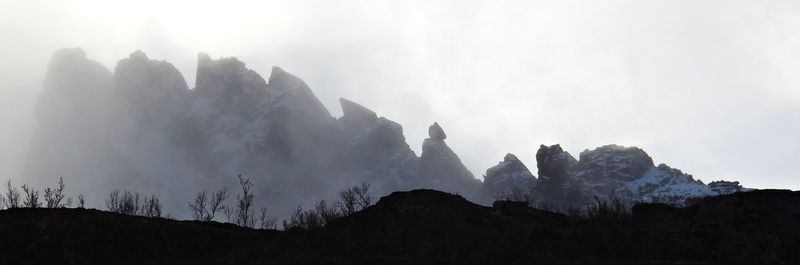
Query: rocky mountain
24 48 748 217
23 49 486 217
485 144 750 208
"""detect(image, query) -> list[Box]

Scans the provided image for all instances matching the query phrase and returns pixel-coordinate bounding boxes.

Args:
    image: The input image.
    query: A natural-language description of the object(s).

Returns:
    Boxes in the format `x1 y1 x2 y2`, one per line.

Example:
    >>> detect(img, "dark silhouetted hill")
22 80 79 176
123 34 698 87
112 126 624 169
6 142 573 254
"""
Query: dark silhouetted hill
1 189 798 264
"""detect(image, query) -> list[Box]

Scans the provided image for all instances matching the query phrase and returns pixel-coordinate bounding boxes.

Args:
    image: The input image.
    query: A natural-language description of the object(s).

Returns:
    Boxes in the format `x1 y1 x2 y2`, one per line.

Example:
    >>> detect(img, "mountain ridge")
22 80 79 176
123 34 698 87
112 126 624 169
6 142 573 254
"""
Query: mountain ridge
23 48 748 217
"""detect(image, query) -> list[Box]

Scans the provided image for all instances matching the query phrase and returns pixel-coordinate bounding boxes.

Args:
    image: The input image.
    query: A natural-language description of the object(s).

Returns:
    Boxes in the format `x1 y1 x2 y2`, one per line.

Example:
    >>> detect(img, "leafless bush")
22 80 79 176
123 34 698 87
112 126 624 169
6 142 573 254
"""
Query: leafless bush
258 208 277 229
493 189 535 207
141 195 162 218
3 180 20 209
106 190 164 217
230 175 256 228
563 206 583 218
355 183 372 209
21 185 41 208
106 189 140 215
189 189 228 221
338 183 372 216
44 177 69 208
283 205 324 230
77 194 85 208
315 200 342 225
586 194 630 220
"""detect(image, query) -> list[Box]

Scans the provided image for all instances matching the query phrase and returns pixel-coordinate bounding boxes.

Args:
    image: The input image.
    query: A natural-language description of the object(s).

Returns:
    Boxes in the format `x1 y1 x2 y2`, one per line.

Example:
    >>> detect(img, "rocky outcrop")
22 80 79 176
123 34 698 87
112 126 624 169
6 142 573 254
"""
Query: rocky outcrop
576 145 654 183
535 144 577 182
486 143 750 208
484 153 536 198
114 50 188 126
194 53 268 115
339 98 378 130
338 99 419 194
427 122 447 141
708 180 750 195
24 48 125 199
418 123 484 202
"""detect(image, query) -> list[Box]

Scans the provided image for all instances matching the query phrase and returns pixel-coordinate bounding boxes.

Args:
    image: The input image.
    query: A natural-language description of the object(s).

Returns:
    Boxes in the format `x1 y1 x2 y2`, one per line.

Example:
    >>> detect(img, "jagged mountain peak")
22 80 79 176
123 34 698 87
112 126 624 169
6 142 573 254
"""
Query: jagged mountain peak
428 122 447 141
339 98 378 129
192 53 268 114
535 144 577 181
484 153 536 197
128 49 148 62
114 50 188 124
266 66 330 117
487 153 529 176
49 47 87 66
576 144 655 182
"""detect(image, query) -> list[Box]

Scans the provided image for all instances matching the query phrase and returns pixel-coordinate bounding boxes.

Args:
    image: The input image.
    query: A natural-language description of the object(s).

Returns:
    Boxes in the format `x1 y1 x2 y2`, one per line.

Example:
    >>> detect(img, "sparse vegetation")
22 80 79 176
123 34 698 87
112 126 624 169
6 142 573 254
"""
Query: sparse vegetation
44 177 71 208
141 195 162 218
283 183 373 230
258 207 277 229
106 189 163 217
493 189 536 207
337 183 372 216
585 194 629 220
77 194 86 208
189 189 228 221
233 175 256 227
3 180 20 209
21 185 41 208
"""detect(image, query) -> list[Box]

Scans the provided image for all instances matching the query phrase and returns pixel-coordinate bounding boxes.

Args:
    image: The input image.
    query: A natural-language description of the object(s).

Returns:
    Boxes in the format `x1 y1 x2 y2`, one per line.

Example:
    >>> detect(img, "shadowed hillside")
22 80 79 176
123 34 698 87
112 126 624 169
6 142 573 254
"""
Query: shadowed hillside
0 189 798 264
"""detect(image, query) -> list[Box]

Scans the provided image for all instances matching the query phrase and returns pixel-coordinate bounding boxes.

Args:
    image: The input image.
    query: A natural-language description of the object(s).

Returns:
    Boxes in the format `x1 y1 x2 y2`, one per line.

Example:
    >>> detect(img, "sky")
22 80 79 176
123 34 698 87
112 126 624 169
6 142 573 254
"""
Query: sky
1 0 798 190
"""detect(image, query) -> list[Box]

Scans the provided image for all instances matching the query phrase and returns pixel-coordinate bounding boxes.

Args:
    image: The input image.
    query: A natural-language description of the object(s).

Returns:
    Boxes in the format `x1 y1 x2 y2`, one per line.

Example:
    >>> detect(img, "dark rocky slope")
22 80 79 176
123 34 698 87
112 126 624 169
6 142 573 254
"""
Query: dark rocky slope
1 189 797 265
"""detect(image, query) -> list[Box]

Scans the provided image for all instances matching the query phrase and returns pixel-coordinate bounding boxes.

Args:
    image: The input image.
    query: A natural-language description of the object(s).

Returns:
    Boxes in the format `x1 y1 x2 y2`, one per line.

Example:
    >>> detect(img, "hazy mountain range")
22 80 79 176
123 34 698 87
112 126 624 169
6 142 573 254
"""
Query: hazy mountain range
23 48 748 218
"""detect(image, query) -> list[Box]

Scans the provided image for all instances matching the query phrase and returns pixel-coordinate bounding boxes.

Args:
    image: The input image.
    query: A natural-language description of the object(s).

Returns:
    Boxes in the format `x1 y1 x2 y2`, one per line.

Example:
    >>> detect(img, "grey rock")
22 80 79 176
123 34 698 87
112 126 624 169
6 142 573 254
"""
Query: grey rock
340 98 378 129
484 153 537 198
428 122 447 141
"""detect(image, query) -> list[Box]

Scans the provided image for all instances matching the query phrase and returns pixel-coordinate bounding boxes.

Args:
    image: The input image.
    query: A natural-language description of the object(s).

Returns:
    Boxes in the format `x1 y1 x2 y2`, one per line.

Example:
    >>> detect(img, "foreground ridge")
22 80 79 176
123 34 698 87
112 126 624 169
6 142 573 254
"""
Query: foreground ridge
0 189 797 264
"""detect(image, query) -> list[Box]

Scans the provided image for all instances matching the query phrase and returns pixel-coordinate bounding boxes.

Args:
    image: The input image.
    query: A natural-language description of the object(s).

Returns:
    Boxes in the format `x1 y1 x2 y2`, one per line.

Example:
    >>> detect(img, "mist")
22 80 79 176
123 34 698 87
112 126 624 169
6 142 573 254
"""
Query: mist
1 0 799 217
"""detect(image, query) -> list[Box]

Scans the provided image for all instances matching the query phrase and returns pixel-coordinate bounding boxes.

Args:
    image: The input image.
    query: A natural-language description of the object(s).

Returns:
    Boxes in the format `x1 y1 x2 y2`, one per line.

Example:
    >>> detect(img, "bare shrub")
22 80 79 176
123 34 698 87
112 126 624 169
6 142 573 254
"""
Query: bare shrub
564 206 583 218
586 194 630 220
355 183 372 209
3 180 20 209
493 189 535 207
315 200 342 225
141 195 162 218
107 190 165 217
21 185 41 208
77 194 85 208
338 188 357 215
106 189 140 215
231 175 256 228
189 189 228 221
338 182 372 216
283 205 323 230
258 208 277 229
44 177 69 208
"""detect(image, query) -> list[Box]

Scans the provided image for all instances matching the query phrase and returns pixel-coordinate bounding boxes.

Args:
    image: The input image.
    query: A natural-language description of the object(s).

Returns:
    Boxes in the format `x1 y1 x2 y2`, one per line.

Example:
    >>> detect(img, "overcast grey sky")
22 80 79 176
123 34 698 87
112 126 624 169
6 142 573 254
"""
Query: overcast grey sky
1 0 798 190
